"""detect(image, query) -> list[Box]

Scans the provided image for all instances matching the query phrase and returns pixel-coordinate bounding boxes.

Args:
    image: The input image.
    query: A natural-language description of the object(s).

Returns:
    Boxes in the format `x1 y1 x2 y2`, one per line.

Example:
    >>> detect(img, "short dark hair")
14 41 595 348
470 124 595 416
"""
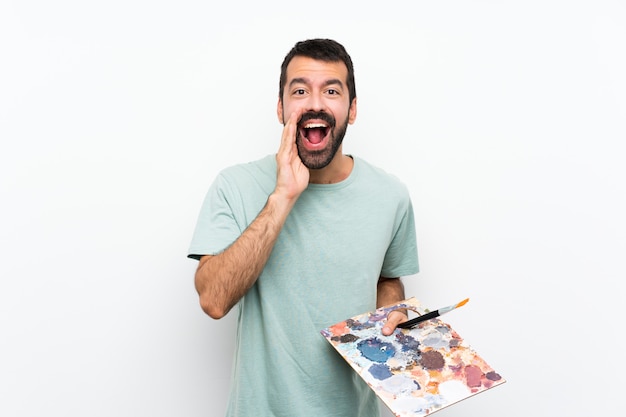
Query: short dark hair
279 39 356 103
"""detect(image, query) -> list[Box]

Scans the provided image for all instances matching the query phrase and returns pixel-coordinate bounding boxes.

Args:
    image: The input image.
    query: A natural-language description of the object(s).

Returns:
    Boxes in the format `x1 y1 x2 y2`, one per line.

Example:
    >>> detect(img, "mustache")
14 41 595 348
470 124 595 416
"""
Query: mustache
298 111 336 128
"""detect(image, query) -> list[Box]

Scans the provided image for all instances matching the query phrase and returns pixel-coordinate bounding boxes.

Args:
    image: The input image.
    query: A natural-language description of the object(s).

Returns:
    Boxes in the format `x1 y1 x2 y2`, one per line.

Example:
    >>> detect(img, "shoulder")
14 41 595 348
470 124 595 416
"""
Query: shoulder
206 155 277 203
353 157 411 198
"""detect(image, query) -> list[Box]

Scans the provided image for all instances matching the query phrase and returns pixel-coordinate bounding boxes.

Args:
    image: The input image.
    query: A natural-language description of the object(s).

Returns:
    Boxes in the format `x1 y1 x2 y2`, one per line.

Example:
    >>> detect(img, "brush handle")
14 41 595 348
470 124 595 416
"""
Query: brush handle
396 309 440 329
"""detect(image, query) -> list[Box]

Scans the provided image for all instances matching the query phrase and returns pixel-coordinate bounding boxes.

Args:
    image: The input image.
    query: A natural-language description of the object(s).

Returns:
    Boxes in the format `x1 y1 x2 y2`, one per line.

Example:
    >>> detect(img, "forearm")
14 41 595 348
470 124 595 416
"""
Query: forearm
195 108 308 319
195 193 296 319
376 277 406 308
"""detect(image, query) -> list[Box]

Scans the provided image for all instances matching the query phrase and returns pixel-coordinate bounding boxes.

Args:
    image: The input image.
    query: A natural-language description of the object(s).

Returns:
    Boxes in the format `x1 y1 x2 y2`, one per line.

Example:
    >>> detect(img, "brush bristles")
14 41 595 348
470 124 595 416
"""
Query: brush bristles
456 298 470 308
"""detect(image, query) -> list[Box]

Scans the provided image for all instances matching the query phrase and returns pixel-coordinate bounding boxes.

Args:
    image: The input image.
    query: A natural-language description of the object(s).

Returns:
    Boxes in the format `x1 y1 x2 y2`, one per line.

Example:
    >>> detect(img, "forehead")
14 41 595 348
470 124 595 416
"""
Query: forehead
285 56 348 85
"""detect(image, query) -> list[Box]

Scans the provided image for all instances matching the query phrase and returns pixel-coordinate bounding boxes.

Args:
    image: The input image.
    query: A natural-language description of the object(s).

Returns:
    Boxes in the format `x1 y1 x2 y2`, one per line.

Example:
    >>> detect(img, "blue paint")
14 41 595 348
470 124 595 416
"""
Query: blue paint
369 363 393 380
395 332 420 352
346 318 375 331
357 338 395 363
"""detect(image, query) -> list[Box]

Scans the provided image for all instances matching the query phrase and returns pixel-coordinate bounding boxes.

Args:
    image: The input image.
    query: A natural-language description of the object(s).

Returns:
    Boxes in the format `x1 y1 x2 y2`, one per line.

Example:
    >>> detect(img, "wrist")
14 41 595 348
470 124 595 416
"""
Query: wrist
390 308 408 320
266 192 297 218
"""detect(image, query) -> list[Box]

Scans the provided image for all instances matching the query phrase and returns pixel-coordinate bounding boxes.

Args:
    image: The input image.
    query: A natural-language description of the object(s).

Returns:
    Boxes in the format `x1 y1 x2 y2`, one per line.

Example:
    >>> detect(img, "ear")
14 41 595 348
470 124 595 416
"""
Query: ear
348 97 357 124
277 98 284 124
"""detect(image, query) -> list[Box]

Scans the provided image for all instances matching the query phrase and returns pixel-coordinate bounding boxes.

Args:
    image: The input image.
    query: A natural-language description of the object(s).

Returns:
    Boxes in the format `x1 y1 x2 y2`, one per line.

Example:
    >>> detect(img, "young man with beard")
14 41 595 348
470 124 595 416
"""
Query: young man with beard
188 38 419 417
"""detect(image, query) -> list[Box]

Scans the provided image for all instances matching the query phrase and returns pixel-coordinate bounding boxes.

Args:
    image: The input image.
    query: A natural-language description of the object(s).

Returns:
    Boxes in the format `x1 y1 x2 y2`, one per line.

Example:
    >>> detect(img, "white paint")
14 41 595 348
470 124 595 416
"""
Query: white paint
438 380 472 404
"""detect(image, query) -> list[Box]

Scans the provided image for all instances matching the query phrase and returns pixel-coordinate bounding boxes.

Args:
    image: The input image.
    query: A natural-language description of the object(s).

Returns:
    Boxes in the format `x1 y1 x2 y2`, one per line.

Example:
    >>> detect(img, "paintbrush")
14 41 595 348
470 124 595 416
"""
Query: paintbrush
396 298 470 329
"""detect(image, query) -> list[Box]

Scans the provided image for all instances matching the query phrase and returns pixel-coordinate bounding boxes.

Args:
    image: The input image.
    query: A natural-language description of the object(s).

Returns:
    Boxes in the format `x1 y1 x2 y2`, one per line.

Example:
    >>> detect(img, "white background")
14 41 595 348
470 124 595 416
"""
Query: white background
1 1 625 416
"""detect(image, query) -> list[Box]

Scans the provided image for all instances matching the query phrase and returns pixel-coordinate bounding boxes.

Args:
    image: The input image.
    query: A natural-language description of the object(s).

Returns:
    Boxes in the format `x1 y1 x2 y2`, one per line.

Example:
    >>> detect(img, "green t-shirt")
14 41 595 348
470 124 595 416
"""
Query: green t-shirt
189 155 419 417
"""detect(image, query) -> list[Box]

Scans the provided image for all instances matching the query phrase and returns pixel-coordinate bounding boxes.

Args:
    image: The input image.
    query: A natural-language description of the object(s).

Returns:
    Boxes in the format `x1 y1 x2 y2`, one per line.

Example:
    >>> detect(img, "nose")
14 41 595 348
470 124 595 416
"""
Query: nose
306 91 324 112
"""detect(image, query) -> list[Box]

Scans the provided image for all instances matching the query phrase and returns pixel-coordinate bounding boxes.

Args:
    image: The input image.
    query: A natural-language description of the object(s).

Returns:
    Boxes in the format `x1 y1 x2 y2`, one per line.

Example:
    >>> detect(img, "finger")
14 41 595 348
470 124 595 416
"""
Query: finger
382 310 408 336
278 111 299 156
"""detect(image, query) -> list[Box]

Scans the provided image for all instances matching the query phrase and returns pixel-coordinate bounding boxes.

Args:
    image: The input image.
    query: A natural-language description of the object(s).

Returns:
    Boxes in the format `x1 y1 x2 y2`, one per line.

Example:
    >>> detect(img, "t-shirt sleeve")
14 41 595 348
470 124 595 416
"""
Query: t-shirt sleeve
380 196 419 277
187 173 243 260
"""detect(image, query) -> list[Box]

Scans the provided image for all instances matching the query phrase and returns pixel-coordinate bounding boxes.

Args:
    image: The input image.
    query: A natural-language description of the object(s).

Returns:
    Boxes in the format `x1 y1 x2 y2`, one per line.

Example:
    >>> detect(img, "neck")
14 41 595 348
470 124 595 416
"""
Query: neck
308 153 353 184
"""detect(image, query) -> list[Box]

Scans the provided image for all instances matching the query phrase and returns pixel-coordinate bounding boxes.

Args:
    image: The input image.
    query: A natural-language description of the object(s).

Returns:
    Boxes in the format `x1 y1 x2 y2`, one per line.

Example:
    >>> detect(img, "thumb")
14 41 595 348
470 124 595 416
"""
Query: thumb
382 309 408 336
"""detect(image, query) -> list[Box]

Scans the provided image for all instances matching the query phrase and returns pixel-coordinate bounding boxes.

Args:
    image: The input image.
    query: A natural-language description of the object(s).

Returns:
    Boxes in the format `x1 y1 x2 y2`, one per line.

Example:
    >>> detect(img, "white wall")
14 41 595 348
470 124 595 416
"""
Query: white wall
2 1 625 416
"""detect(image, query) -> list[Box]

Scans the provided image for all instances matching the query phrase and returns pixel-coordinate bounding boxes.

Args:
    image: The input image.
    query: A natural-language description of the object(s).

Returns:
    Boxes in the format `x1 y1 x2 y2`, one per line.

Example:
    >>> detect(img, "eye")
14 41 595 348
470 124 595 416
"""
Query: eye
327 89 338 95
294 89 306 95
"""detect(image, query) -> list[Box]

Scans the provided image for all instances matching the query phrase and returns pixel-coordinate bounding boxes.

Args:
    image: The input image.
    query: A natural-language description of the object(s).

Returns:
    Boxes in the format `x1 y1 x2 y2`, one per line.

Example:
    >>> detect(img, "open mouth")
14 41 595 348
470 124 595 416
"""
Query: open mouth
299 122 330 145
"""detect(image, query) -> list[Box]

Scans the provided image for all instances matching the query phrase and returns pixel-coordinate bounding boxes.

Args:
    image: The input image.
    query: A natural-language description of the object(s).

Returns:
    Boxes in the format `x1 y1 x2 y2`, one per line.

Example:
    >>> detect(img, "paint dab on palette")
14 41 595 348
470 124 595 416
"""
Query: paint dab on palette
320 298 506 417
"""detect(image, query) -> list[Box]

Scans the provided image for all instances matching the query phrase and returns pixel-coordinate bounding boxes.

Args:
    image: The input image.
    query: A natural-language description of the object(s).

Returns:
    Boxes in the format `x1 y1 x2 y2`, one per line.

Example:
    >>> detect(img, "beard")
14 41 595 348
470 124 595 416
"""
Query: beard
295 111 350 170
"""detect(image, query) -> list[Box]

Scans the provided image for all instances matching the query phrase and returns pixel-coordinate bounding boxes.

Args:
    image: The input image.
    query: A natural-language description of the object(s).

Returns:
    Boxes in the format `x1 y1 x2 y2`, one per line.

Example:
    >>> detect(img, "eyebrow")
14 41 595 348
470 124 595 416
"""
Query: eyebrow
289 77 345 90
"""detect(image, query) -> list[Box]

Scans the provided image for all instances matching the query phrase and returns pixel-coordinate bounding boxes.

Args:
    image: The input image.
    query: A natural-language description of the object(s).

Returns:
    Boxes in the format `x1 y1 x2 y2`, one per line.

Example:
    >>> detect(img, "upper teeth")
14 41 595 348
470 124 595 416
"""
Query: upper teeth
304 123 326 129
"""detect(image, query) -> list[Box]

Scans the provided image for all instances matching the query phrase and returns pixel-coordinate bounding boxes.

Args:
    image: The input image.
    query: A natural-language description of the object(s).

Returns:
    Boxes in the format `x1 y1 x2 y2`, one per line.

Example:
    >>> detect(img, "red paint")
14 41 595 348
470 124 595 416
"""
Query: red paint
464 365 484 388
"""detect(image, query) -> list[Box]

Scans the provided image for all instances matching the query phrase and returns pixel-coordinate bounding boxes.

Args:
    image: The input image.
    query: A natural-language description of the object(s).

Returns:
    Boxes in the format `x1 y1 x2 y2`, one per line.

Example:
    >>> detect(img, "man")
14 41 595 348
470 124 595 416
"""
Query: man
188 38 419 417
